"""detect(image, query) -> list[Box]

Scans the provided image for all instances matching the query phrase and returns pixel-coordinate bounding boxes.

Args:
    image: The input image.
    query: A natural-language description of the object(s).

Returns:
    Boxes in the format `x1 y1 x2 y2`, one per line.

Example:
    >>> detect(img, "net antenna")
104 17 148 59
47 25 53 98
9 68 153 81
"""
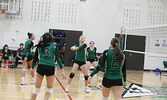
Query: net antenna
120 26 126 51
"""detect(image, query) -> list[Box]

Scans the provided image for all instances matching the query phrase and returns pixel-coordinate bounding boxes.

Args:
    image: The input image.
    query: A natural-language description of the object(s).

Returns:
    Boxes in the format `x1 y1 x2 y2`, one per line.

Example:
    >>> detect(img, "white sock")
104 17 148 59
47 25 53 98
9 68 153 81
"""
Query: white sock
22 77 25 82
66 85 70 88
32 77 35 81
102 96 109 100
85 86 88 89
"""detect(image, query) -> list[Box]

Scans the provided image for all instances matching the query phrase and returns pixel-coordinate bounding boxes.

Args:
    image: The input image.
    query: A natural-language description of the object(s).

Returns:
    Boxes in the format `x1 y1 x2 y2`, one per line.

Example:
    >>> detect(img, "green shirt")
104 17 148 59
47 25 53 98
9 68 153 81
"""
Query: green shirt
90 49 123 80
87 47 97 60
23 40 34 57
34 43 63 69
75 43 87 62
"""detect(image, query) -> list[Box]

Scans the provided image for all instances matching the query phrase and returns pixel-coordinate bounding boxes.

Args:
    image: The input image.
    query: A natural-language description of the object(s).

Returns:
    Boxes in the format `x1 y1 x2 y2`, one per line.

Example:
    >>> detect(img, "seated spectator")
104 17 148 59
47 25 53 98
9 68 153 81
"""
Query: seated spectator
14 43 24 68
1 44 10 69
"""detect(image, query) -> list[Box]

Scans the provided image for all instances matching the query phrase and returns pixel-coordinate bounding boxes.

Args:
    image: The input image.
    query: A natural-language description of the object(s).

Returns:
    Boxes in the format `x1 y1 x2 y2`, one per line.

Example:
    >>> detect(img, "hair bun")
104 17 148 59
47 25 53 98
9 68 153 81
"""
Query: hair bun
28 32 31 36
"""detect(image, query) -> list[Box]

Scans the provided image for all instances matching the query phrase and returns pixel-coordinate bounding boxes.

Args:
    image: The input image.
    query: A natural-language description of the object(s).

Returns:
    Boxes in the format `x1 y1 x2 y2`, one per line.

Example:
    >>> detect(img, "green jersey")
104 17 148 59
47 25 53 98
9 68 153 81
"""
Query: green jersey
87 47 97 60
34 43 63 68
75 43 87 62
90 49 123 80
23 40 34 57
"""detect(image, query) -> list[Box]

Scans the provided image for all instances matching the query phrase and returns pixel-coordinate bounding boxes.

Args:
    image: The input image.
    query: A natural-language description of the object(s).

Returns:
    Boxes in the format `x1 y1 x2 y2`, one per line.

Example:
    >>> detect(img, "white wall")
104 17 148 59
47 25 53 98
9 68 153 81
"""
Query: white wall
122 0 167 28
0 0 83 50
0 0 123 52
82 0 123 52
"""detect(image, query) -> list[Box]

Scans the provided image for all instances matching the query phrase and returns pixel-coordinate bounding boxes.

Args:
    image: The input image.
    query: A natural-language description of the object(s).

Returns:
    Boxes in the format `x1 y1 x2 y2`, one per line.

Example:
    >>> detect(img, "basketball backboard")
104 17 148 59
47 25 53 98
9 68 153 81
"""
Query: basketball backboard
0 0 20 14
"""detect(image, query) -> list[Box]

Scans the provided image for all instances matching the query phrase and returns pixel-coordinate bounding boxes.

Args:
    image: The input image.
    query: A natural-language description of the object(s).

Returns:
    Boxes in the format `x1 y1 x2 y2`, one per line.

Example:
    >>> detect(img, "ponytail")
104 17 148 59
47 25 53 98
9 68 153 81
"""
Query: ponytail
111 37 123 61
28 32 33 39
35 33 52 52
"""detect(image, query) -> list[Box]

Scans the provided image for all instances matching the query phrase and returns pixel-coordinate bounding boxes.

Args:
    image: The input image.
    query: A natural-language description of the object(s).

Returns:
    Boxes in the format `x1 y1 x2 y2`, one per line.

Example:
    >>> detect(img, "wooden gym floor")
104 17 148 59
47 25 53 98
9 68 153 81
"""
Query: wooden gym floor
0 65 167 100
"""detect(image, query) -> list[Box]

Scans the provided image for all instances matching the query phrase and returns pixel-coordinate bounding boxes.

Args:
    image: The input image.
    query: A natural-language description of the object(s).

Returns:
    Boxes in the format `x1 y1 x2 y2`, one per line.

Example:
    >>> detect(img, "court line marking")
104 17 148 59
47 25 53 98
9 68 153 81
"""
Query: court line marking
54 76 73 100
65 69 102 99
44 76 56 100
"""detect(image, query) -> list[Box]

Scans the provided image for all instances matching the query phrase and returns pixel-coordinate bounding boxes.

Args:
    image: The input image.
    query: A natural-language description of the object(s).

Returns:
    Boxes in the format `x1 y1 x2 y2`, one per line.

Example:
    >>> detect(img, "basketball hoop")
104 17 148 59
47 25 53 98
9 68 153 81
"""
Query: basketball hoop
0 9 7 13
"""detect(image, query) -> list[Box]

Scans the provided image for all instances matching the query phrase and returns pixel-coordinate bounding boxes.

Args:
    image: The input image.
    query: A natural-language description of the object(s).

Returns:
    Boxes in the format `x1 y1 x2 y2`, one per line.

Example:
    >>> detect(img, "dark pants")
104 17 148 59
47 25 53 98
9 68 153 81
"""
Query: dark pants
15 57 21 68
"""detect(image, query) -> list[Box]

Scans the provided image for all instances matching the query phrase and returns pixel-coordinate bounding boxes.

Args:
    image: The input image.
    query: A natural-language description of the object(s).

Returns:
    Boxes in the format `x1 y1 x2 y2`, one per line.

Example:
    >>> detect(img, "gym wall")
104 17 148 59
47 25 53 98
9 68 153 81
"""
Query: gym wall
0 0 123 52
0 0 83 50
0 0 166 53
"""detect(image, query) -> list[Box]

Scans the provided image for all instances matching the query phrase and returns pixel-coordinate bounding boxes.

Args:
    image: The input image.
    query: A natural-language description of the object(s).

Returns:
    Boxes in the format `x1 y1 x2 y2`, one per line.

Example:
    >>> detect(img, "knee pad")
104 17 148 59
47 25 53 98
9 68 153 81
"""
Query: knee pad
69 73 75 78
33 87 40 94
22 68 27 71
46 88 53 94
84 75 89 80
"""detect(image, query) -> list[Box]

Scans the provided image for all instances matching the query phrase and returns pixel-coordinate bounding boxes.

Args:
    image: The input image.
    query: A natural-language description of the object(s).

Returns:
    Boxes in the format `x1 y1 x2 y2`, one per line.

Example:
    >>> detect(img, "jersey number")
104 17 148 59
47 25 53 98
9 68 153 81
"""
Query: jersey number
44 48 50 57
112 56 118 68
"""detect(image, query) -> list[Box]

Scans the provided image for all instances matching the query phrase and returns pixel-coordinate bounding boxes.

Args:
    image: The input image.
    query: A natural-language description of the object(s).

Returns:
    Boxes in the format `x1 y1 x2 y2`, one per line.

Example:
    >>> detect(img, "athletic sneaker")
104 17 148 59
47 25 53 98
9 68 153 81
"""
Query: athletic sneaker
20 81 28 85
65 85 70 92
84 87 89 93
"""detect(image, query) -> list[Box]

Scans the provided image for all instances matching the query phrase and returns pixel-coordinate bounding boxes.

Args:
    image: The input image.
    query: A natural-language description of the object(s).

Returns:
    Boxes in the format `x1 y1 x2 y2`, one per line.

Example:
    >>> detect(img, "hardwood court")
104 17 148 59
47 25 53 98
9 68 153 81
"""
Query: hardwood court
0 66 167 100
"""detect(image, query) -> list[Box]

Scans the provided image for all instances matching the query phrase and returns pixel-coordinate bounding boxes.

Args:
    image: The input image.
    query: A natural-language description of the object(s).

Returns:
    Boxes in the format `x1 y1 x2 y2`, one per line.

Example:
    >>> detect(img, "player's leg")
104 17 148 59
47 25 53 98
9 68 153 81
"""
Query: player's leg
80 64 89 93
28 55 35 84
31 73 44 100
112 86 123 100
86 61 91 72
65 63 79 92
43 75 54 100
92 61 102 81
102 85 111 100
21 56 28 85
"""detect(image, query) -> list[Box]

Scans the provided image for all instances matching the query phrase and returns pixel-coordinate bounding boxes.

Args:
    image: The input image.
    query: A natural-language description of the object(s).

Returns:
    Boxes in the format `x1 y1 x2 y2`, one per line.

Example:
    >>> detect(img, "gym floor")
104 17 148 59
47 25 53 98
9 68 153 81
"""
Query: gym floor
0 65 167 100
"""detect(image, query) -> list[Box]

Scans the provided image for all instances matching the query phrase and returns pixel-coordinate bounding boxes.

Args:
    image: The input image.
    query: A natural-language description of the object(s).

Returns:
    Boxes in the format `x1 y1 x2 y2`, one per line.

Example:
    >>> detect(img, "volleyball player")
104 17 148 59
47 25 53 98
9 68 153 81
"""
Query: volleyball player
86 41 102 81
21 33 35 85
65 35 89 93
88 37 124 100
31 33 66 100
